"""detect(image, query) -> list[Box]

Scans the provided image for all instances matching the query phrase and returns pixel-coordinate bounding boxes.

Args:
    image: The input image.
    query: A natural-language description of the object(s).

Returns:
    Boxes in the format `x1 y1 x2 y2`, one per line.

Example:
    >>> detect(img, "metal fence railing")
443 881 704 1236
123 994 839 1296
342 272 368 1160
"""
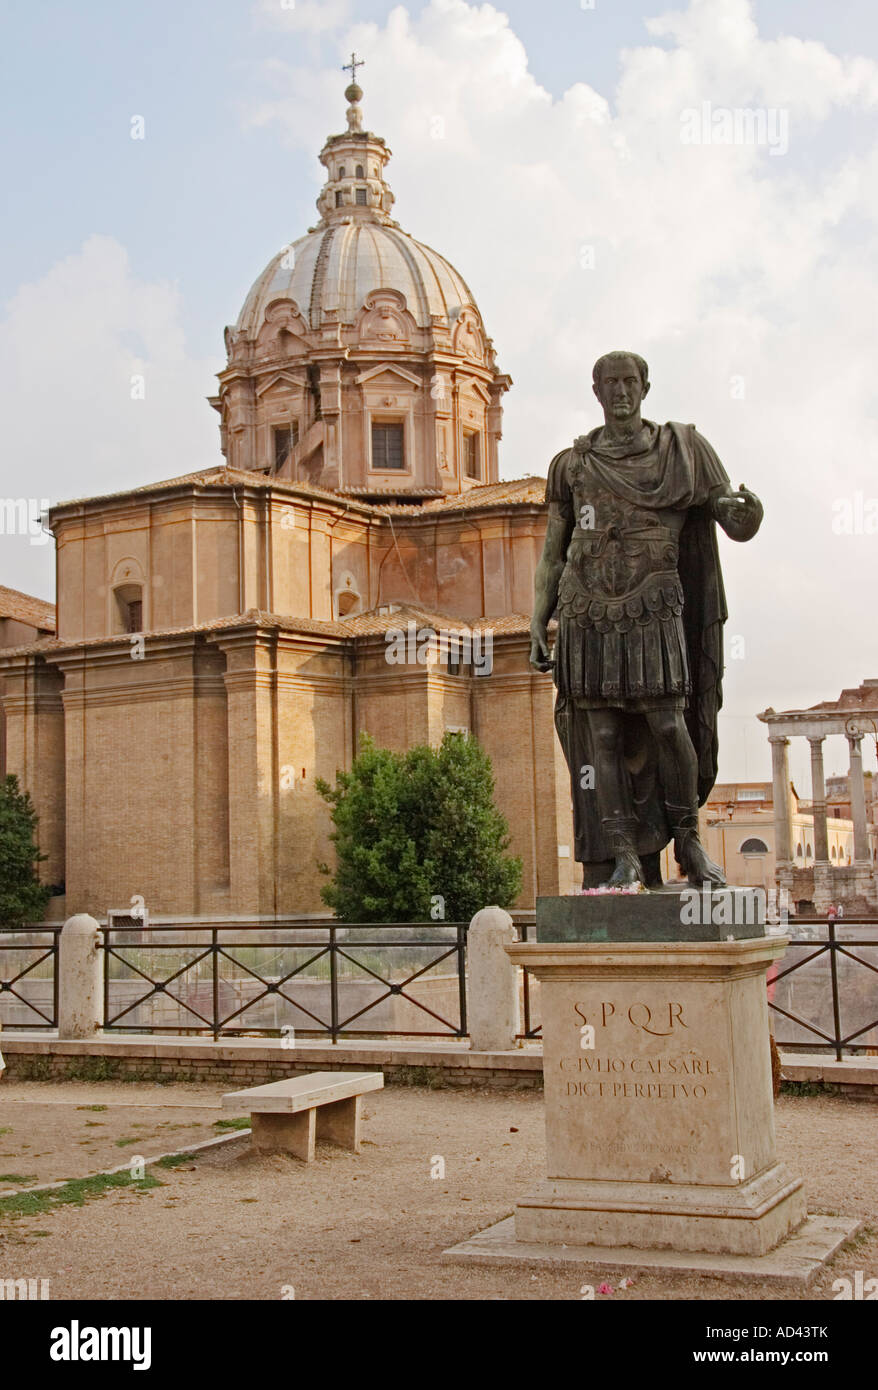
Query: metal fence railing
0 926 61 1029
98 920 470 1042
516 919 541 1040
768 921 878 1061
2 916 877 1061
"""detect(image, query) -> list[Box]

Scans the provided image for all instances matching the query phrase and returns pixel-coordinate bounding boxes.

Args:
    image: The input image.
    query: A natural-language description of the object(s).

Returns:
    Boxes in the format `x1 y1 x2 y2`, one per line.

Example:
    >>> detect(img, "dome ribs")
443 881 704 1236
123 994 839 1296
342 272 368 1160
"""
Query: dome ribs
309 227 337 330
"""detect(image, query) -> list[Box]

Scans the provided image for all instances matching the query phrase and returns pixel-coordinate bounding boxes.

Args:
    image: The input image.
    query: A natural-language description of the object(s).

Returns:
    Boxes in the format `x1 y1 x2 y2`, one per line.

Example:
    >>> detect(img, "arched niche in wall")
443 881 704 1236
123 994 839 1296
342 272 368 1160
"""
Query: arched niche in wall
334 570 362 619
109 557 147 635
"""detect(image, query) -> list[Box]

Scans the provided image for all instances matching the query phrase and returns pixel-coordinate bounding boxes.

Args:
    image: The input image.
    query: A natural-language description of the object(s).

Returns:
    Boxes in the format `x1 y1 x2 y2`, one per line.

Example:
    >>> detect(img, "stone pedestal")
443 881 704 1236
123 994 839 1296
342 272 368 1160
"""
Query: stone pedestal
505 929 806 1256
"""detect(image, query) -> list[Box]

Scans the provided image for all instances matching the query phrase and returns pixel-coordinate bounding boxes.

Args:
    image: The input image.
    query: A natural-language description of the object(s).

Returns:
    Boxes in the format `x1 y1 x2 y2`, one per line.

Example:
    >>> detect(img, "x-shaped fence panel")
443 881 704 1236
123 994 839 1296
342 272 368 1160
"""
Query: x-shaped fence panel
100 923 469 1040
0 928 60 1029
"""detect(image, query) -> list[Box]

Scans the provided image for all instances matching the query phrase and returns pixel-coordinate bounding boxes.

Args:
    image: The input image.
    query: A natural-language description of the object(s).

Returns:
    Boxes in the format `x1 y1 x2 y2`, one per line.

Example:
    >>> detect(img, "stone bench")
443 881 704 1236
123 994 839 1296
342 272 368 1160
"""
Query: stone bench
222 1071 384 1163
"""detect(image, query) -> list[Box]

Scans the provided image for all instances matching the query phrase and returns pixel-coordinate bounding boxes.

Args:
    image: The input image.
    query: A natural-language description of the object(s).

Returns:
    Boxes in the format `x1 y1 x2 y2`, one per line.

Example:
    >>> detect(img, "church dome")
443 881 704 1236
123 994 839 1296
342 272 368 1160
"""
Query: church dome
236 223 479 336
214 58 510 496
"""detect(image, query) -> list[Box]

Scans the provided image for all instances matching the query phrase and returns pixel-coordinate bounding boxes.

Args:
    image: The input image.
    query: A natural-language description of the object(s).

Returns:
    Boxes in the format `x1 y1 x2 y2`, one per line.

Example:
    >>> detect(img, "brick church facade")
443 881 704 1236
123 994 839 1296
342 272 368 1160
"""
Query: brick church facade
0 77 575 920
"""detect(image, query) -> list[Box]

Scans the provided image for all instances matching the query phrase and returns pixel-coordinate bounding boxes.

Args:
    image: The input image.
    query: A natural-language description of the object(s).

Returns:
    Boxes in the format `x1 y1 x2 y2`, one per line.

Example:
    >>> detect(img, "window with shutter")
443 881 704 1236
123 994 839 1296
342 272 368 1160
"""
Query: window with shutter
464 431 480 479
372 423 405 470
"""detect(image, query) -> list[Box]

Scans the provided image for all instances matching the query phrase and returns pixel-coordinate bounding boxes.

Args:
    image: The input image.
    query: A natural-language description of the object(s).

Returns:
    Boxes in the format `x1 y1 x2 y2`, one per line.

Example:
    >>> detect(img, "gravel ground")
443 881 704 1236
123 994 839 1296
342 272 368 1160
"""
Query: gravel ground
0 1081 228 1188
0 1081 874 1301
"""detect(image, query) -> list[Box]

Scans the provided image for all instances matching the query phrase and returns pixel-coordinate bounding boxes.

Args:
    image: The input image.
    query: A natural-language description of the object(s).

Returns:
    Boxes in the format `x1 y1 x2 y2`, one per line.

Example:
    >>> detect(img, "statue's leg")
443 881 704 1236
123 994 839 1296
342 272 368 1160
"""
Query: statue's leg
644 707 725 888
587 708 645 887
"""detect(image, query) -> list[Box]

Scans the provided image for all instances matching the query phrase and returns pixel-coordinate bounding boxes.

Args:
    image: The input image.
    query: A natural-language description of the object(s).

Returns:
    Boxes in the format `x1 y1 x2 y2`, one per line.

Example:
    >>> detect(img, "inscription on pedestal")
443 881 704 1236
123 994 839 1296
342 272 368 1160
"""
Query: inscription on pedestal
506 937 806 1256
540 980 760 1185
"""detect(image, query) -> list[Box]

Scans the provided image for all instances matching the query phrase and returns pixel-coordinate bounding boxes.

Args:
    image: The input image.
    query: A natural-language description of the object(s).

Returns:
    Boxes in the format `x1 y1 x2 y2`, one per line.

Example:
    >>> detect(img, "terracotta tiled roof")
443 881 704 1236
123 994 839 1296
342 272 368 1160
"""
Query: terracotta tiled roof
51 468 377 517
381 476 547 515
0 604 533 662
51 469 549 519
342 605 532 637
336 486 445 500
342 603 467 636
807 680 878 713
0 585 56 631
0 610 349 660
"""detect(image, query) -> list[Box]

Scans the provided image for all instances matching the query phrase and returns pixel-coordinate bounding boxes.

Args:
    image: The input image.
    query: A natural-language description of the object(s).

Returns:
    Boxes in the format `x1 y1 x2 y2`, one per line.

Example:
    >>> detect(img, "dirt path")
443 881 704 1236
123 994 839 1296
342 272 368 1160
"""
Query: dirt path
0 1083 873 1301
0 1081 231 1189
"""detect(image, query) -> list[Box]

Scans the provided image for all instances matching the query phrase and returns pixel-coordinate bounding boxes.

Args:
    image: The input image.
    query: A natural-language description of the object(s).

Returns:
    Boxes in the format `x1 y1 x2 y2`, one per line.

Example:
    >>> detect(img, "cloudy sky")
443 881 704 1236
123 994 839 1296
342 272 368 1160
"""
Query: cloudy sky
2 0 876 788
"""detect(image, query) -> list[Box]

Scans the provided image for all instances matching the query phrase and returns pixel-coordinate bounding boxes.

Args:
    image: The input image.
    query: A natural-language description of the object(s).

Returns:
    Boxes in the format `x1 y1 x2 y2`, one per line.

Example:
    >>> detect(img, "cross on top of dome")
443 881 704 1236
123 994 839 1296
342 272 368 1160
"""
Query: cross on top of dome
343 52 364 83
343 52 365 132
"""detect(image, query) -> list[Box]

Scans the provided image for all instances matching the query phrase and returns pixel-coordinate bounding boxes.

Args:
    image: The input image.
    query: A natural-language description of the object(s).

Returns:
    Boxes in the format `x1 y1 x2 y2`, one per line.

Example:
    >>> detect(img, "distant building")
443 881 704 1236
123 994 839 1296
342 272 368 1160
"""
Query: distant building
759 681 878 913
0 585 56 794
657 781 856 913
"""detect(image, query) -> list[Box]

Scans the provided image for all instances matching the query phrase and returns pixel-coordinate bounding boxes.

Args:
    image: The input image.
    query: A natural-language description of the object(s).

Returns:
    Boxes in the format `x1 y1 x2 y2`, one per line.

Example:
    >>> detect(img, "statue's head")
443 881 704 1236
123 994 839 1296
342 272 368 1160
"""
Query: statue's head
592 351 650 420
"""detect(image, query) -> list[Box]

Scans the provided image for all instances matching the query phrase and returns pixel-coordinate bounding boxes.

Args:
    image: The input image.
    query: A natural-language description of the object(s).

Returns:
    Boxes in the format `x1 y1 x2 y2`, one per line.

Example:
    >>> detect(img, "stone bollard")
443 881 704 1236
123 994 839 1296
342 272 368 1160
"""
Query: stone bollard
467 906 519 1051
58 914 103 1039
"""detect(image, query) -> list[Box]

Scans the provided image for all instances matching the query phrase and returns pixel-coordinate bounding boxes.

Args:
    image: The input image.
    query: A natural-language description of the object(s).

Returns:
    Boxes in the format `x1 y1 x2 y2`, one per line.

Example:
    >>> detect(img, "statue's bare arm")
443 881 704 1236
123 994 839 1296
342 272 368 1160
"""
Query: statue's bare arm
529 501 574 672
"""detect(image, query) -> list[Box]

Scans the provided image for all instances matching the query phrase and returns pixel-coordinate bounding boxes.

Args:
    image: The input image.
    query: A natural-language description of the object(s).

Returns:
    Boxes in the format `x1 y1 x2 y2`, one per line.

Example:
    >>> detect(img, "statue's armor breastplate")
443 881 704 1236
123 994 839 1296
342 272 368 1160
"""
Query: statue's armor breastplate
558 490 684 634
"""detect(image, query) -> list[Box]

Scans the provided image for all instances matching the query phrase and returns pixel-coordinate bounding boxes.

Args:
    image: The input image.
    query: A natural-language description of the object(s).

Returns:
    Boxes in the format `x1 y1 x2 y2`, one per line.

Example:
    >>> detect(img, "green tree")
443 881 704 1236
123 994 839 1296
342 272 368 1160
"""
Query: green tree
316 732 522 922
0 775 52 925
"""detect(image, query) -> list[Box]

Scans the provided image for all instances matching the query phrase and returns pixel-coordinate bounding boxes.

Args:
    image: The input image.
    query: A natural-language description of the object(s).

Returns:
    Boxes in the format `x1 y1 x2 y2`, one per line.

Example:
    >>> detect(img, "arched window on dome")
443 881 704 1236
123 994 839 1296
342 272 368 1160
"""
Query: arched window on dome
831 846 837 859
806 843 813 858
795 842 803 858
338 165 346 178
355 164 364 178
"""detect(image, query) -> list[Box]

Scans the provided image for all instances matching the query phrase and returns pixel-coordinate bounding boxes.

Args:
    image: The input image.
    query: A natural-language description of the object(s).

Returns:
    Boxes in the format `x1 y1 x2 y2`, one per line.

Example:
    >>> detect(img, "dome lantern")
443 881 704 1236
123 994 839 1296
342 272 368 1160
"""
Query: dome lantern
315 56 396 228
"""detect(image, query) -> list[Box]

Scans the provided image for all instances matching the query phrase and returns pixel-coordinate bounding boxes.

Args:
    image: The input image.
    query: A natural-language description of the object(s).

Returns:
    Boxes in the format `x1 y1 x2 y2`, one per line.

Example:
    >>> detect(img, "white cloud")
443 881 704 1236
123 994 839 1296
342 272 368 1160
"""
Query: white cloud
256 0 353 35
0 235 221 600
242 0 878 781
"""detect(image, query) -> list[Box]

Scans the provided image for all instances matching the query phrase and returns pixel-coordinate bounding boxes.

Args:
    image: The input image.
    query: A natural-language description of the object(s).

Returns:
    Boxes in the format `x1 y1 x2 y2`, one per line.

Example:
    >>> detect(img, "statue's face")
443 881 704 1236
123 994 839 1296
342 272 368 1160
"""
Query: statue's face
593 357 648 420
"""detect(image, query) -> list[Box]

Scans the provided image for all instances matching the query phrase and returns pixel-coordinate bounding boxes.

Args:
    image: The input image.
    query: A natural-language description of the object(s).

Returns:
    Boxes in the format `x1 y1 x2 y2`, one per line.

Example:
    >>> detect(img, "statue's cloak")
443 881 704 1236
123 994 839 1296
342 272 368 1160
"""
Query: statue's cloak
548 422 728 867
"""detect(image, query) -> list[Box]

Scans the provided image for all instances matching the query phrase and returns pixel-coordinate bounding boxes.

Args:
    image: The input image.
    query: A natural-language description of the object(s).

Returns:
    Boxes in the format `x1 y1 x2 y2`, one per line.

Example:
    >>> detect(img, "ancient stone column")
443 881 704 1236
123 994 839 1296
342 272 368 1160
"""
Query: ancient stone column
58 914 103 1039
769 735 793 866
468 906 519 1051
847 731 871 864
808 736 830 863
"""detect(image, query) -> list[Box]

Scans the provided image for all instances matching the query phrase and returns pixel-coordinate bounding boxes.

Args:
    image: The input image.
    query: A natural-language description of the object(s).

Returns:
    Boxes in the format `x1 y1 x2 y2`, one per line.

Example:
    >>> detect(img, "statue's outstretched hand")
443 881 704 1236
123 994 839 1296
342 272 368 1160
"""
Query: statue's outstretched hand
529 622 553 673
713 484 763 540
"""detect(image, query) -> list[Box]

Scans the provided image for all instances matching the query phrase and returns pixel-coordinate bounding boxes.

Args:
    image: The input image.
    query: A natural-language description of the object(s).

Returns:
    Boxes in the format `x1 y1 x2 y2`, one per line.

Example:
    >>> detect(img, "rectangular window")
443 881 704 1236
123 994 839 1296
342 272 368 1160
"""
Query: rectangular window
372 422 405 470
464 431 480 479
335 191 343 207
126 600 142 634
273 422 299 470
355 188 367 206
